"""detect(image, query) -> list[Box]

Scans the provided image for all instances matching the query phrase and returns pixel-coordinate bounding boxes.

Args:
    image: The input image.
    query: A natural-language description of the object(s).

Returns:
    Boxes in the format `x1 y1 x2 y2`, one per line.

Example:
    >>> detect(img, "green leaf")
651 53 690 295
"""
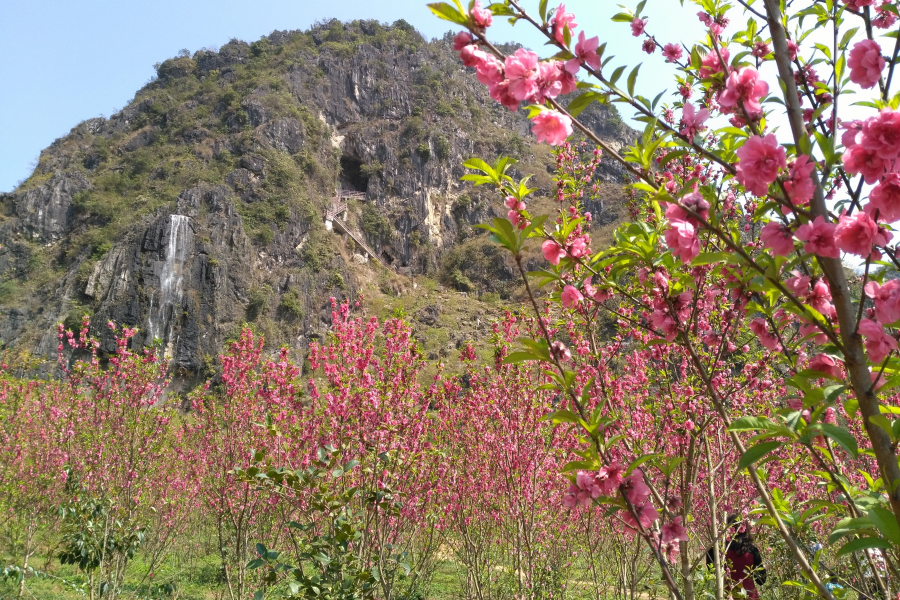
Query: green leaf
427 2 470 26
817 423 859 458
837 536 892 557
611 12 634 22
567 91 607 117
247 558 266 570
542 409 581 425
738 441 784 470
729 416 777 432
503 351 546 364
539 0 549 22
609 65 627 87
868 506 900 545
627 63 642 97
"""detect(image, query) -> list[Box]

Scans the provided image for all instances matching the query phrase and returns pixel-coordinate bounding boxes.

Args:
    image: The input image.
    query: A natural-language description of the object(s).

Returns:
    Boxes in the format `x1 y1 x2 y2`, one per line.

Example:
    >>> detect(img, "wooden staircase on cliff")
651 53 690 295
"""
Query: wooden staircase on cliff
325 189 385 268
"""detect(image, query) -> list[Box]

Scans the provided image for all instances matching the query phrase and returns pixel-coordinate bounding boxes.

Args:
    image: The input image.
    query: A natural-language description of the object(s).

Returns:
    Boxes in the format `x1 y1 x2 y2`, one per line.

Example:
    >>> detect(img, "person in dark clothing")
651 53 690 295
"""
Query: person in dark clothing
706 522 767 599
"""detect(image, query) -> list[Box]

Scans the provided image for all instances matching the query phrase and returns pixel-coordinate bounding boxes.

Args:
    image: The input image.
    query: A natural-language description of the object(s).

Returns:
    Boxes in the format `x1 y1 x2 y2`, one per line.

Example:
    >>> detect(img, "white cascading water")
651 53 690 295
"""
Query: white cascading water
147 215 192 343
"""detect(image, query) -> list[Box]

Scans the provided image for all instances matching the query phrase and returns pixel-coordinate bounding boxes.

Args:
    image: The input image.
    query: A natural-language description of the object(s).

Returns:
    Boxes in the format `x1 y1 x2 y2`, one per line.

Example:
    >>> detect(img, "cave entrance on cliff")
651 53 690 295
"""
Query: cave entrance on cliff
339 156 368 192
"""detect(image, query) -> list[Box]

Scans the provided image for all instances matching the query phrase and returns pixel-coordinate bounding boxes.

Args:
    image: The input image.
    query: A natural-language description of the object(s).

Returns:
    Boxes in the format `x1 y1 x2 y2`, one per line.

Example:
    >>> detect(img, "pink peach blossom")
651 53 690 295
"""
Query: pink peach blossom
809 354 842 379
749 318 782 351
784 155 816 206
842 145 887 184
567 31 601 71
864 279 900 324
735 134 786 196
531 110 573 145
680 103 709 139
834 211 888 257
470 0 493 29
661 517 689 543
848 39 885 89
699 47 729 78
861 108 900 160
719 66 769 119
664 219 700 263
795 216 839 258
505 49 539 101
542 240 567 265
859 318 898 363
662 44 683 62
631 17 646 37
867 172 900 222
553 3 578 43
760 221 795 256
561 285 584 308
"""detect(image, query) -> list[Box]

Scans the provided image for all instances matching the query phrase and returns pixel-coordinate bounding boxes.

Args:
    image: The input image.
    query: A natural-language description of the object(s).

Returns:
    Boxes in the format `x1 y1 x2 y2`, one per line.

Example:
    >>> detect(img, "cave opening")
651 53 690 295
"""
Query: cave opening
339 156 368 192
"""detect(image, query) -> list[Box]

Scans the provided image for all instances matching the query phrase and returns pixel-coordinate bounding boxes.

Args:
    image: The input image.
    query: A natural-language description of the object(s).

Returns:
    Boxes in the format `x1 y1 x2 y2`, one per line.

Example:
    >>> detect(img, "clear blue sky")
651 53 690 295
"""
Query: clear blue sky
0 0 704 192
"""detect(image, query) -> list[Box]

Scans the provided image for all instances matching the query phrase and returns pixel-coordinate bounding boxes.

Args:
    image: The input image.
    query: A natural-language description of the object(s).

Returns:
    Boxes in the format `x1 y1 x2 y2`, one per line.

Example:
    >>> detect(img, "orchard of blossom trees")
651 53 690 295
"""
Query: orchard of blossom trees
4 0 900 598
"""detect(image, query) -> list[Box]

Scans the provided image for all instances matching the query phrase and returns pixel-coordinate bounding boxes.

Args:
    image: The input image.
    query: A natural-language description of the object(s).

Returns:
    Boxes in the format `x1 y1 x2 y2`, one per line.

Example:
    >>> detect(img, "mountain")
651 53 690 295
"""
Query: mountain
0 19 634 377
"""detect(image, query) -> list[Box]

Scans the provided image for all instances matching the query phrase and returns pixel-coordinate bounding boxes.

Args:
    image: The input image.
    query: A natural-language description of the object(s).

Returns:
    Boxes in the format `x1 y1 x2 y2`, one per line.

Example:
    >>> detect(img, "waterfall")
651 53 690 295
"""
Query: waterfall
147 215 192 343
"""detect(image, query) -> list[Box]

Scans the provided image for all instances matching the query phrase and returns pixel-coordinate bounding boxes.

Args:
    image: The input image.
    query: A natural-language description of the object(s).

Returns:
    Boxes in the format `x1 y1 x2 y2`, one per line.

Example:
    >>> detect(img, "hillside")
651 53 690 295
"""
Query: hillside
0 19 634 376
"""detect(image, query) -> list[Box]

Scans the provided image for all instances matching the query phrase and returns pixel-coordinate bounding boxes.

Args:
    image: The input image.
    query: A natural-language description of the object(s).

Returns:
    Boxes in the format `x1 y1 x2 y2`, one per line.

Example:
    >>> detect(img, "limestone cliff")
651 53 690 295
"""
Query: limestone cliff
0 19 633 375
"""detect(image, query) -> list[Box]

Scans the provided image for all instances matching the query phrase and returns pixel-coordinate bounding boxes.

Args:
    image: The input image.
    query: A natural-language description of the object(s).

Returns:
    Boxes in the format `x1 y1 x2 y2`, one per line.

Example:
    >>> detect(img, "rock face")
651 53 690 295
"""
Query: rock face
0 19 633 376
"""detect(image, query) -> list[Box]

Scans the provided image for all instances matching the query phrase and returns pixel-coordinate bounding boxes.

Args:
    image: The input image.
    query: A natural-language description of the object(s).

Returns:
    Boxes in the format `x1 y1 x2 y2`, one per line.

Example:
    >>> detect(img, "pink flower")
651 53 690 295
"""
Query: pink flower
505 49 540 101
868 172 900 222
487 80 520 111
699 47 729 78
795 215 839 258
787 39 799 60
567 31 601 71
568 235 591 258
642 38 656 54
650 309 678 341
475 54 505 85
784 155 816 207
664 219 700 263
470 0 493 29
553 3 578 44
859 318 898 363
542 240 567 265
563 483 591 508
661 517 689 543
807 280 837 318
561 285 584 308
575 471 602 498
749 317 782 351
864 279 900 324
760 221 795 256
551 340 572 362
843 0 876 9
848 39 885 90
861 108 900 160
680 103 709 139
531 109 573 146
735 134 786 196
679 190 710 219
835 211 890 257
622 503 659 534
598 463 625 495
842 145 887 184
453 31 474 51
631 17 646 37
662 43 683 62
785 273 810 295
752 41 771 58
809 354 842 378
459 44 484 67
623 471 651 504
719 66 769 119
